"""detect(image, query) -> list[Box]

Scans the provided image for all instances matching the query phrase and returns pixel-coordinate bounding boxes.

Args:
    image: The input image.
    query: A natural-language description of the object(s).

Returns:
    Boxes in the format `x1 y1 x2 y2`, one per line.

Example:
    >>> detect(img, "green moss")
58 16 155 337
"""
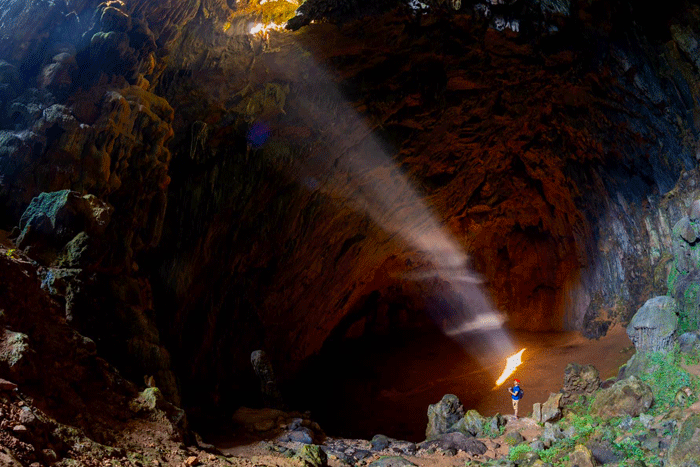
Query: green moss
638 347 700 413
508 444 533 462
680 282 700 333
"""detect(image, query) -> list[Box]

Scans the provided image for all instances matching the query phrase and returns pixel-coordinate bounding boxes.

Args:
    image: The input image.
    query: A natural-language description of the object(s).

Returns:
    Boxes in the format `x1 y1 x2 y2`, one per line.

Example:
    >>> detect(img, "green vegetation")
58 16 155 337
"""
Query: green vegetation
637 346 700 413
507 444 533 462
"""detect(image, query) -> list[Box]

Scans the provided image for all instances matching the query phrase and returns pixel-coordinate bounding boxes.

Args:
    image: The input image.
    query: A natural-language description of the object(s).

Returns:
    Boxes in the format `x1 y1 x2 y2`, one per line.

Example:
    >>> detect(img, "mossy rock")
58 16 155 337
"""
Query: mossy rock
668 413 700 466
295 444 327 467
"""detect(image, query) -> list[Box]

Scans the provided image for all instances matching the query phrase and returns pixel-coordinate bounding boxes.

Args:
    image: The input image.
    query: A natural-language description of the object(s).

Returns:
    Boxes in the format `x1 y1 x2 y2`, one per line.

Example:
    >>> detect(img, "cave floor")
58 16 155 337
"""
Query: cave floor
286 326 634 442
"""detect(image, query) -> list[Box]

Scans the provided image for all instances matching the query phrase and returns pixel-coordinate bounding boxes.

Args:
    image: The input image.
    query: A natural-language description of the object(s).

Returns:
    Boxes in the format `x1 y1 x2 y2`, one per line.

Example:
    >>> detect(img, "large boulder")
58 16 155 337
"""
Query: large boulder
590 376 653 419
425 394 464 439
567 444 596 467
626 296 679 353
449 409 485 436
668 413 700 467
541 393 563 423
16 190 113 265
561 363 601 406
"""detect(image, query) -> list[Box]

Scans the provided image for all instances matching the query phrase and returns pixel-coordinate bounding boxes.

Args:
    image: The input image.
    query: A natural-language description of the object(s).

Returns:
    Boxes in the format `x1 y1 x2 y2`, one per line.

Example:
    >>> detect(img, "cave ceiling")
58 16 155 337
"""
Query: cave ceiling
0 0 699 413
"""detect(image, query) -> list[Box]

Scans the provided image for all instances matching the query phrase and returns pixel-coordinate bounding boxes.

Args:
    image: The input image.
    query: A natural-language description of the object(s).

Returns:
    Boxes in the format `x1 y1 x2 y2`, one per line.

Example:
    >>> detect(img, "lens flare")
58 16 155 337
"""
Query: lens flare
495 348 526 387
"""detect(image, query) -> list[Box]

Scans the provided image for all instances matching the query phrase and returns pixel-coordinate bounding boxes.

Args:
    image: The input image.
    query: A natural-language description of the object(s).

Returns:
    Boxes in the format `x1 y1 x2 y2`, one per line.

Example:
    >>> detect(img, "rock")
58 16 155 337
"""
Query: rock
668 413 700 466
541 393 563 423
588 441 621 464
0 451 22 467
542 423 563 447
18 407 37 426
425 394 464 439
561 363 601 406
590 376 653 419
689 200 700 222
456 409 486 436
295 444 327 467
626 296 678 353
419 432 487 455
390 441 417 456
371 434 391 451
486 413 507 436
567 444 595 467
185 456 199 466
17 190 113 265
679 332 700 353
676 217 698 244
0 378 17 391
532 402 542 423
504 431 525 446
512 449 540 466
675 387 693 407
0 329 34 380
368 457 417 467
12 424 28 435
288 427 315 444
352 449 371 461
529 439 545 451
250 350 284 409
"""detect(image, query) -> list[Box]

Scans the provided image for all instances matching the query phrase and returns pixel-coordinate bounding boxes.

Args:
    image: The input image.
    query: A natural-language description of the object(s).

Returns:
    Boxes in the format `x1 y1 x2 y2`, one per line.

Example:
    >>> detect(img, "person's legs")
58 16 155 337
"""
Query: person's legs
512 399 519 419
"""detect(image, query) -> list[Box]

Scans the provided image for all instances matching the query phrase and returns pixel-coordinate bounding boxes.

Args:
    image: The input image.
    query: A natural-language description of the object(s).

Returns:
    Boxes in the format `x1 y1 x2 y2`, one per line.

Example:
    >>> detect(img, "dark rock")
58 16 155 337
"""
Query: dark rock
588 441 622 464
0 378 17 391
425 394 464 439
371 434 391 451
17 190 113 265
419 432 487 455
250 350 284 409
352 449 371 461
626 296 678 353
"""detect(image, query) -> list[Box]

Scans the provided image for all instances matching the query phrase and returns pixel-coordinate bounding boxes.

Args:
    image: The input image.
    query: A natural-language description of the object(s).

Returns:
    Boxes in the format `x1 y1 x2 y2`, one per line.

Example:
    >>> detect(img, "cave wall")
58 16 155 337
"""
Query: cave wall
0 0 699 417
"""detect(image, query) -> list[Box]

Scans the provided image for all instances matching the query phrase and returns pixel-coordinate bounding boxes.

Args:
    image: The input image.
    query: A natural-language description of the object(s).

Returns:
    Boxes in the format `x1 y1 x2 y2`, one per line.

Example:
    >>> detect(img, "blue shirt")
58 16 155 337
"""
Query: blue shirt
511 385 523 400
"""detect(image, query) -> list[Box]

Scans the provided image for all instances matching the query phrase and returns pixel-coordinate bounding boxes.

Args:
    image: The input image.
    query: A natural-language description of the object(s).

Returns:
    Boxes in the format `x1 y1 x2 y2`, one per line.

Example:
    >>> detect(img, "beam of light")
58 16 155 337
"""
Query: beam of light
494 348 526 387
255 28 518 377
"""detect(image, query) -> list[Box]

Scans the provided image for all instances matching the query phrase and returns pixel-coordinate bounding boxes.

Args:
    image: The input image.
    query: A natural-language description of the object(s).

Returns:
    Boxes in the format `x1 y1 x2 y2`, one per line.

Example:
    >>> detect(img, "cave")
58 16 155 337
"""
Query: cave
0 0 700 463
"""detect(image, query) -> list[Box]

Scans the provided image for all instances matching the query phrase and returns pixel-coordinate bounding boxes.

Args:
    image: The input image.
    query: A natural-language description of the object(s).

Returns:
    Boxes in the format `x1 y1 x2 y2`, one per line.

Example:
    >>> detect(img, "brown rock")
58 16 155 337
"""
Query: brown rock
0 378 17 391
185 456 199 466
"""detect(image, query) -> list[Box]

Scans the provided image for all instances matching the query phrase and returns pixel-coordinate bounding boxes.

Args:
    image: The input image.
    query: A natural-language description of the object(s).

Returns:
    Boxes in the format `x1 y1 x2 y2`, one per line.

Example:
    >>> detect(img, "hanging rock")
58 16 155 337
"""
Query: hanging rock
626 296 679 353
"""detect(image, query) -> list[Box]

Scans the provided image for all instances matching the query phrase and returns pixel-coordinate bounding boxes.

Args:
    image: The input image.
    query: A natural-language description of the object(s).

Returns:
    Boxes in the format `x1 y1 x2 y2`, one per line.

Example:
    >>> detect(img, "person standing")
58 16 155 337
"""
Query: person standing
508 379 523 419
